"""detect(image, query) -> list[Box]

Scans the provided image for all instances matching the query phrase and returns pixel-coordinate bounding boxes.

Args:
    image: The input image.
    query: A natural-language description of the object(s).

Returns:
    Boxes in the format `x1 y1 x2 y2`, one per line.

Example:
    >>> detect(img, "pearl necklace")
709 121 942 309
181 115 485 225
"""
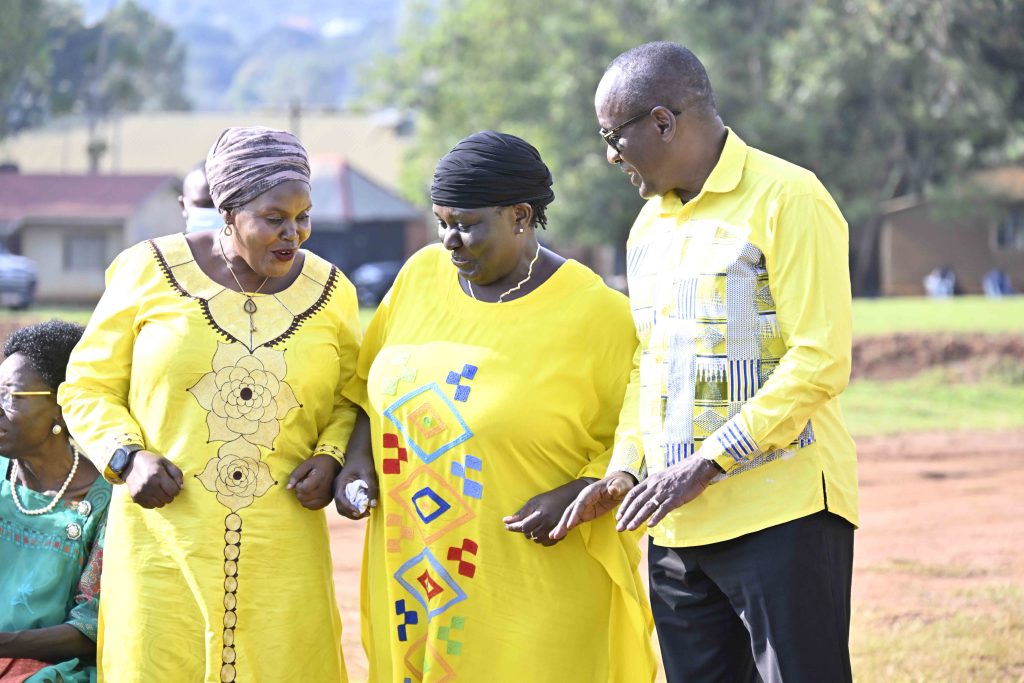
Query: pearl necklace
8 444 80 516
467 242 541 303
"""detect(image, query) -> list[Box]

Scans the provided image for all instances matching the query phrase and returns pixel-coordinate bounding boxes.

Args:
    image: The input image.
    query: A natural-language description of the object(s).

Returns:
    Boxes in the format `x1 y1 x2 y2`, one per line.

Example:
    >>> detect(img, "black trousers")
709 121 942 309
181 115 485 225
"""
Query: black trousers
649 511 854 683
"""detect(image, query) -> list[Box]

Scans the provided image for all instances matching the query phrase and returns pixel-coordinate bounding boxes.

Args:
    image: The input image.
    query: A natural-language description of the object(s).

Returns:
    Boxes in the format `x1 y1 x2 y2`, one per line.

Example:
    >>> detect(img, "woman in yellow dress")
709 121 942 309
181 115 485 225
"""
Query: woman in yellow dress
58 127 361 682
335 131 656 682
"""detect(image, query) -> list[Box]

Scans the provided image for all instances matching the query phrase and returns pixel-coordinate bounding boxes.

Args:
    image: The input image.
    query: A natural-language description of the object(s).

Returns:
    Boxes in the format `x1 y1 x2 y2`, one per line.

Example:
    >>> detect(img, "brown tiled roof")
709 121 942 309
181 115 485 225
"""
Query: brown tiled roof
0 173 175 222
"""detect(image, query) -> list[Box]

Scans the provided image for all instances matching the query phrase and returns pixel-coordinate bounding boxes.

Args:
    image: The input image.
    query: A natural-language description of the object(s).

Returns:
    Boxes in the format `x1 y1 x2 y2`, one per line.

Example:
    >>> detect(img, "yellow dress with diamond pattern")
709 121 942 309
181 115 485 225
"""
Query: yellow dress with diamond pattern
57 233 362 683
344 244 656 683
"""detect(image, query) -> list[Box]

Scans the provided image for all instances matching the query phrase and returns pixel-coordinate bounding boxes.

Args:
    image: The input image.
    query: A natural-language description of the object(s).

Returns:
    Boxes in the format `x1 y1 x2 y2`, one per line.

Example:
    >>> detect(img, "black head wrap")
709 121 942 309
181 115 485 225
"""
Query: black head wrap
430 131 555 227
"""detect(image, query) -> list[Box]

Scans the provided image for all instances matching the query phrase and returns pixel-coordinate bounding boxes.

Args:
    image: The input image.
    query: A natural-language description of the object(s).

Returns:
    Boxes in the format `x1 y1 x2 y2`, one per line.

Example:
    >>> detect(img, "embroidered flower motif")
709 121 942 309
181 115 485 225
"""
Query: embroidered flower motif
196 438 276 512
189 343 299 448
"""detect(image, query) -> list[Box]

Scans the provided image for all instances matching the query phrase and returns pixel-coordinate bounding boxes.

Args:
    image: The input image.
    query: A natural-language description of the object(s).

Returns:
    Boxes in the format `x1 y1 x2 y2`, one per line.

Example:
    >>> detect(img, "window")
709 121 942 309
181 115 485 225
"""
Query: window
63 234 108 271
994 205 1024 251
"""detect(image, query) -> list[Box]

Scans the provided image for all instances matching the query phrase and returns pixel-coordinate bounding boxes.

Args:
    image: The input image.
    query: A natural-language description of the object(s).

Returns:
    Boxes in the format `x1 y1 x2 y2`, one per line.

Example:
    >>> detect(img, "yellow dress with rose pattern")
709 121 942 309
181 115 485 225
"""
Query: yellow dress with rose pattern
345 244 657 683
57 233 361 683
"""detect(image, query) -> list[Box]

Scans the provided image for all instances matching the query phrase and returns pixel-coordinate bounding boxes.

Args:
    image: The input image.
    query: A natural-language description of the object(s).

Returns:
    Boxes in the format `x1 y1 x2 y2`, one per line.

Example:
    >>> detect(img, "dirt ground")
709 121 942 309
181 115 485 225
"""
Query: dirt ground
851 333 1024 381
328 429 1024 681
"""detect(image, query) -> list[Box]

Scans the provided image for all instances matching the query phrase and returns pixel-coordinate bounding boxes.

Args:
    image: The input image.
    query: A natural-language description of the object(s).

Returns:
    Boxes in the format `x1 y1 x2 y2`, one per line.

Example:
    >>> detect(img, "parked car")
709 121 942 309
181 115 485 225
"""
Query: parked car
0 248 37 310
350 260 403 307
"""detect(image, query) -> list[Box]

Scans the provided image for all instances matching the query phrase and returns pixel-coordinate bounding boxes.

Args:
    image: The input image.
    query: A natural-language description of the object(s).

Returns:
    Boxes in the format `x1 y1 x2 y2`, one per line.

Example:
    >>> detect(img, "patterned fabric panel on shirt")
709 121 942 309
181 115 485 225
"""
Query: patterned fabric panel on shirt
627 218 814 477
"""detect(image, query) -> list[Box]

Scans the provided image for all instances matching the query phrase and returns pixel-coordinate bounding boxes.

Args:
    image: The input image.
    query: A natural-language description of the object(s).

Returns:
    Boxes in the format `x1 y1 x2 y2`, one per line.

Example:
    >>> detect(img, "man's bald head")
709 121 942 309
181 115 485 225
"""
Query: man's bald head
598 42 716 120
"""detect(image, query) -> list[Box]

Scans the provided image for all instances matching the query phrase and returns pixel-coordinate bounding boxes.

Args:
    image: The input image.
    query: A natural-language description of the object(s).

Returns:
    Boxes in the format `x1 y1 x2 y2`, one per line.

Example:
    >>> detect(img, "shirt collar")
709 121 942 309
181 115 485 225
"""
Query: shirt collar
701 127 746 195
658 127 747 214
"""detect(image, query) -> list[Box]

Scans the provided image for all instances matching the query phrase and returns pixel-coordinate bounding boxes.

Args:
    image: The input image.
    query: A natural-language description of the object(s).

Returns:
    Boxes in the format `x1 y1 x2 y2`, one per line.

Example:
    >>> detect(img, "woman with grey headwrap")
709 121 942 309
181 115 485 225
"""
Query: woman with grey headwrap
59 126 362 681
333 131 656 681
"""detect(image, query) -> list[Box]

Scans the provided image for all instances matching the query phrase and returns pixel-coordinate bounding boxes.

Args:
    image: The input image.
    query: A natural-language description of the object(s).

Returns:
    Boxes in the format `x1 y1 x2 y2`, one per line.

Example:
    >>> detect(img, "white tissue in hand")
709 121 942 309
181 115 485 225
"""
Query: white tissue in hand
345 479 369 514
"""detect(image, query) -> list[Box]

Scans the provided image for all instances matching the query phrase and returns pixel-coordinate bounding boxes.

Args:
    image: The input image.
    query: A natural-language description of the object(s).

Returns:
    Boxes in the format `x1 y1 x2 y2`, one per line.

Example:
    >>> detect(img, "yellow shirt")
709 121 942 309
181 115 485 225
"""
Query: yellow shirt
58 234 362 682
609 129 858 547
345 244 655 682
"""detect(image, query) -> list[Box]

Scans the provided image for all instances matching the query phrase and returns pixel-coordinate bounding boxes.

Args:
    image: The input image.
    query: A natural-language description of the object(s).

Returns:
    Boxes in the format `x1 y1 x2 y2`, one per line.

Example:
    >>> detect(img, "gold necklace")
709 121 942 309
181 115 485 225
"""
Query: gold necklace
217 230 269 333
466 242 541 303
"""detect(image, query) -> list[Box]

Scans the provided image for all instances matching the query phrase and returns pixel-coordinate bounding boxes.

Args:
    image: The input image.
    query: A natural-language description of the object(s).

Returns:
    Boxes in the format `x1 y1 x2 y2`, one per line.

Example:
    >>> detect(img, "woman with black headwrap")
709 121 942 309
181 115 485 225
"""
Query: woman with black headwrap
334 131 657 681
59 127 362 681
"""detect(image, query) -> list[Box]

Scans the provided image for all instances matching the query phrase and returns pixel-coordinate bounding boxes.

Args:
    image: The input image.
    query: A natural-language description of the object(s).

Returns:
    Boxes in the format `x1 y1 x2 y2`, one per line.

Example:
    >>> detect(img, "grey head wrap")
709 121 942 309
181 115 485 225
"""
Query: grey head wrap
205 126 310 211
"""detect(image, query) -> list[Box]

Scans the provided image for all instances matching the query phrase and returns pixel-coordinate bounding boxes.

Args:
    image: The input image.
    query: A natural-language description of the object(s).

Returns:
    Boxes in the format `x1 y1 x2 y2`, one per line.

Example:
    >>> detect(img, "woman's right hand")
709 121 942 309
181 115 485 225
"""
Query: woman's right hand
124 450 184 509
333 452 379 520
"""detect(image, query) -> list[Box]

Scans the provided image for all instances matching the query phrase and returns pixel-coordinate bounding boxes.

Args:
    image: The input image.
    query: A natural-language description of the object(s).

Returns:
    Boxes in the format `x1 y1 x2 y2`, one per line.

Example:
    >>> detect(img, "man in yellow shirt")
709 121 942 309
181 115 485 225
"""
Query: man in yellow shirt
553 42 857 682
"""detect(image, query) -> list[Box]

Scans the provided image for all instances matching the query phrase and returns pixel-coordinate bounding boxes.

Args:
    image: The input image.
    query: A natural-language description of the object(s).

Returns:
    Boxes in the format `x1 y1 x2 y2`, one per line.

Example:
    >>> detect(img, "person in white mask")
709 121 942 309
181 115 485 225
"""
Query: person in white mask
178 163 222 232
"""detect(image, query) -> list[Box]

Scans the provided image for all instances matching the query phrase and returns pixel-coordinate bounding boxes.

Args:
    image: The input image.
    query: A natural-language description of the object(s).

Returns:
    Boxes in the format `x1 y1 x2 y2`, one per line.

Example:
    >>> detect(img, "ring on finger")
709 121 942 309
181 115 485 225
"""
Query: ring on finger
648 498 661 507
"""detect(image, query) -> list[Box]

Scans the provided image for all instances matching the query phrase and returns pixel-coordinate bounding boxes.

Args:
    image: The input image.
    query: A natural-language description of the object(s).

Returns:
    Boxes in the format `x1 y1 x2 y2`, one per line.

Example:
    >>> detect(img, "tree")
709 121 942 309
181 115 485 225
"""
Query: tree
362 0 1024 289
360 0 690 247
0 0 52 139
0 0 189 145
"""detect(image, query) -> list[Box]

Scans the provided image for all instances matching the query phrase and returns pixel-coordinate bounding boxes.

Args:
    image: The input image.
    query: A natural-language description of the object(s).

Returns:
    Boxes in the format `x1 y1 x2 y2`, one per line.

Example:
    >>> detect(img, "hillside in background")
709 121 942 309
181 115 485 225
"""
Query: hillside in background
80 0 409 109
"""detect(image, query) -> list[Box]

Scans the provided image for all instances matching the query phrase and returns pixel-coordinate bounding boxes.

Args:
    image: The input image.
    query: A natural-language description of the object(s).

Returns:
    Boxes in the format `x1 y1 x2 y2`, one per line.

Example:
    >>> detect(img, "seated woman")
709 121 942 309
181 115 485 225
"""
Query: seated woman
334 131 657 682
0 320 108 683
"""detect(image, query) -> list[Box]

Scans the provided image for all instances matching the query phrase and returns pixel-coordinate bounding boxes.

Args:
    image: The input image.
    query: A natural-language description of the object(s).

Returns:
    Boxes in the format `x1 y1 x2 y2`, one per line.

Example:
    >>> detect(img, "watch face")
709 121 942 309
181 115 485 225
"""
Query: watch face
110 449 129 474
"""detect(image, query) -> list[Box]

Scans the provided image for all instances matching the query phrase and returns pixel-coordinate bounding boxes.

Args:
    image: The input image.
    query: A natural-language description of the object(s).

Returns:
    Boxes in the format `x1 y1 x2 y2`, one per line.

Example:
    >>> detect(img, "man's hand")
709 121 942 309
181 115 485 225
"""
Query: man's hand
125 450 183 509
287 455 342 510
502 478 595 547
548 471 636 541
616 458 721 531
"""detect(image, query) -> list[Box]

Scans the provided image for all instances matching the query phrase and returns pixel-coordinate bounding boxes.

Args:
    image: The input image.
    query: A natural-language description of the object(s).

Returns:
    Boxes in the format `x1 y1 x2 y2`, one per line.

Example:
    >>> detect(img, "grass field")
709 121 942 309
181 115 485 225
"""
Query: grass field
852 295 1024 336
841 372 1024 437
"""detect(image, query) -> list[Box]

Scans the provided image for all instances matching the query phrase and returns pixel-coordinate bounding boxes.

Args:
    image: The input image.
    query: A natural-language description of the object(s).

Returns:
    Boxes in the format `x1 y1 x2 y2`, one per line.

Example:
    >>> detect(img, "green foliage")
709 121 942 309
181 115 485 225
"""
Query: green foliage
0 0 188 140
0 0 51 138
362 0 1024 251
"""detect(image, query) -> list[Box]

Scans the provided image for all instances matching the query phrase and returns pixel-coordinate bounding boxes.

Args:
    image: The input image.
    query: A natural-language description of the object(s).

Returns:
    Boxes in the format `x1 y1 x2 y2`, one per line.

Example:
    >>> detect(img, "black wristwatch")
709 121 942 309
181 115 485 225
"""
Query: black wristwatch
109 445 142 483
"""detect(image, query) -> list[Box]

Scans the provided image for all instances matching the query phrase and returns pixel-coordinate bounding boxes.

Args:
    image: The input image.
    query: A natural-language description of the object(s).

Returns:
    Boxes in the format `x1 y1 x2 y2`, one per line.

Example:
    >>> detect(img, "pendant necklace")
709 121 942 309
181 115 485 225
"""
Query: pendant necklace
218 230 269 333
467 242 541 303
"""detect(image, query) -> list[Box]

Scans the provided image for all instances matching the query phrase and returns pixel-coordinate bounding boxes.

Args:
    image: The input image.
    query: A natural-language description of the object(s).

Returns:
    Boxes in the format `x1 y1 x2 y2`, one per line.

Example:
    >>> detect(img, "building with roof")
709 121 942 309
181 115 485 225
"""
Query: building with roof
0 111 409 188
306 156 428 273
0 170 181 302
878 166 1024 295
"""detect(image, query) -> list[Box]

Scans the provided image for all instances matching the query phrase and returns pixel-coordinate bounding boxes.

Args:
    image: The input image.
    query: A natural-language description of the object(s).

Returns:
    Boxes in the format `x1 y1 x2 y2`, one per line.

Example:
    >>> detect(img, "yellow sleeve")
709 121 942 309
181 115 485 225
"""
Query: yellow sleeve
700 190 852 473
57 248 147 481
341 283 392 413
312 278 364 465
606 344 646 481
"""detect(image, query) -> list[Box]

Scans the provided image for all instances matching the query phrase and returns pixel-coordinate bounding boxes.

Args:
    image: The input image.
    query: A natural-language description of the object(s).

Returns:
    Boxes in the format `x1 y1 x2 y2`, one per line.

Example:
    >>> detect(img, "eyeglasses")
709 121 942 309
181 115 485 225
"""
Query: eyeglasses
599 107 682 153
0 389 52 414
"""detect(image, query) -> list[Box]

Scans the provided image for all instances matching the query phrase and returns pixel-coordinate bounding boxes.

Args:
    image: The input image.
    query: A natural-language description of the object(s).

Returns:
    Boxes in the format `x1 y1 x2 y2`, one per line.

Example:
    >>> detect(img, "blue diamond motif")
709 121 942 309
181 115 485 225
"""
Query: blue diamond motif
394 548 468 620
410 487 451 524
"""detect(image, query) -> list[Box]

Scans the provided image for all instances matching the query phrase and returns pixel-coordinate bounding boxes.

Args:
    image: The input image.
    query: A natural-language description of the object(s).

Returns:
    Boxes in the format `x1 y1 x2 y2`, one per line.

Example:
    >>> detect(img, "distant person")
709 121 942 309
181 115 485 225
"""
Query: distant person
59 126 362 681
0 320 109 683
334 131 656 681
982 267 1014 297
924 265 956 298
553 42 858 683
178 162 221 232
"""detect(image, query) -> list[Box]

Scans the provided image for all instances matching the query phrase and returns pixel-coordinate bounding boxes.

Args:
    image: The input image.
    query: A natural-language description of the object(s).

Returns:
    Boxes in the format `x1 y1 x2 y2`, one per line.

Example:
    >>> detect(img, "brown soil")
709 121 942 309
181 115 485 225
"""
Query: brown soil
328 429 1024 680
852 333 1024 381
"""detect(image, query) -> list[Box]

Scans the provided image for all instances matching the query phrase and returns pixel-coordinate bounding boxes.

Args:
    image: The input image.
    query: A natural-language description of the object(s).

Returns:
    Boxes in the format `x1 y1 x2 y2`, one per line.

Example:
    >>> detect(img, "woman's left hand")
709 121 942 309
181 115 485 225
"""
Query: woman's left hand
287 455 342 510
503 478 596 547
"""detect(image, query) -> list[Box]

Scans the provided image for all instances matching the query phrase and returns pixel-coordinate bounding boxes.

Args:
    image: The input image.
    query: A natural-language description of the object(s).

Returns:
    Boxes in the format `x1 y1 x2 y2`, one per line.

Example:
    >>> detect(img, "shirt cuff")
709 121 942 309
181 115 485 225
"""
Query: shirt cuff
701 416 761 474
607 441 647 482
313 443 346 466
